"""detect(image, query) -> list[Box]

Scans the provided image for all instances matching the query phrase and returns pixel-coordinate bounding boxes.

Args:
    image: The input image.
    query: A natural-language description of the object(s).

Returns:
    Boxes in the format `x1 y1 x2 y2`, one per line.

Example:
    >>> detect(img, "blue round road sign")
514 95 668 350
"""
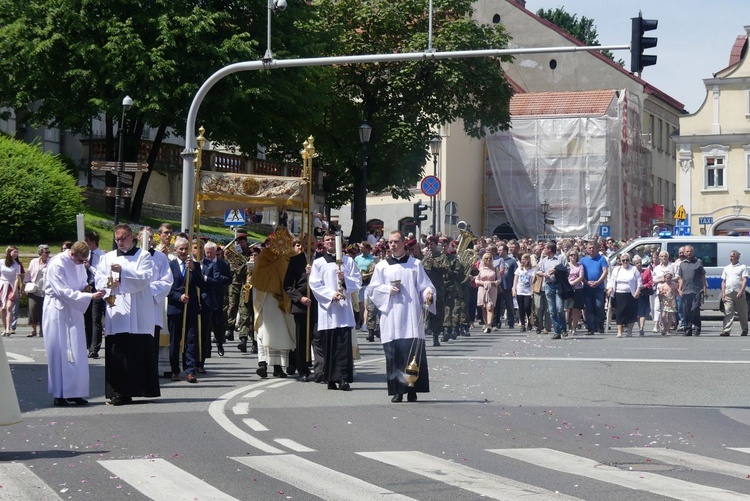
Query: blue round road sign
421 175 441 196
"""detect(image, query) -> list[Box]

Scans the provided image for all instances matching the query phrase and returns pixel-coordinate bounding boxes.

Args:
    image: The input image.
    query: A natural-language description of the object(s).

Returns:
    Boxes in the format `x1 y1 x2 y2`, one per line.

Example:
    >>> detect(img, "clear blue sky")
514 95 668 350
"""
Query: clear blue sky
524 1 747 113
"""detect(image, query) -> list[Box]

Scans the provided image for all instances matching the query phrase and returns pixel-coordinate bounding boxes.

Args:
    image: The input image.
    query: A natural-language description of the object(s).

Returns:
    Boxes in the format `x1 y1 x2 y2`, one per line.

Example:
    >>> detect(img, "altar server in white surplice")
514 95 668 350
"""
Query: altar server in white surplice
43 242 105 407
366 230 435 403
309 231 361 391
96 224 158 406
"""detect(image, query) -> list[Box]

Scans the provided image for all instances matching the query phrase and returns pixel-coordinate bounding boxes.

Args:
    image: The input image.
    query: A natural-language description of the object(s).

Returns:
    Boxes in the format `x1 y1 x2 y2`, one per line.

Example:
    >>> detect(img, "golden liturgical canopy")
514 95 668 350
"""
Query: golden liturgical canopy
198 172 308 215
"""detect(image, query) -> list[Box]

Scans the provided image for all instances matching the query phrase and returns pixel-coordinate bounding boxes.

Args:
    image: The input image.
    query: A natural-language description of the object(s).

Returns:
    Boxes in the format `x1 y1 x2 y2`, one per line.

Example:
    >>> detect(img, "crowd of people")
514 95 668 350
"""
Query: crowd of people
6 225 748 408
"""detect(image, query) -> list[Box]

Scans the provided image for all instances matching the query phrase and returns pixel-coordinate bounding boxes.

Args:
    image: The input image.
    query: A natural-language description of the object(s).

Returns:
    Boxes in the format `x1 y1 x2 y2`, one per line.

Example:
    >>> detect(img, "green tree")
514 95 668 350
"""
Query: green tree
537 7 624 67
0 135 84 243
304 0 515 241
0 0 333 221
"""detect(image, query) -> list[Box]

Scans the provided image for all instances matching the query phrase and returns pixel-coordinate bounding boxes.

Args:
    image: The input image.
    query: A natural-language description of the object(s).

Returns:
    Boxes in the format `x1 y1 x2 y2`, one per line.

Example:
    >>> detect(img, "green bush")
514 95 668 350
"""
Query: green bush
0 136 84 243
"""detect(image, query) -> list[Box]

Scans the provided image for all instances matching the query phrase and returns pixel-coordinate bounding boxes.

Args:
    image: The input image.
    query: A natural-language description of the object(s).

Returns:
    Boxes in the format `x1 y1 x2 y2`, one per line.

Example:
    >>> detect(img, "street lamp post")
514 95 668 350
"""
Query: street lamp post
358 122 372 237
429 135 441 236
541 199 550 238
114 95 133 231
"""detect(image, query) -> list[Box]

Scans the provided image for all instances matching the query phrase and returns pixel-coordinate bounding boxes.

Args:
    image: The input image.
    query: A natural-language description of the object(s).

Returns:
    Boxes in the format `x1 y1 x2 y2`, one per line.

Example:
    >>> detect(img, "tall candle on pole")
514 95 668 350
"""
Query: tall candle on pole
335 232 344 294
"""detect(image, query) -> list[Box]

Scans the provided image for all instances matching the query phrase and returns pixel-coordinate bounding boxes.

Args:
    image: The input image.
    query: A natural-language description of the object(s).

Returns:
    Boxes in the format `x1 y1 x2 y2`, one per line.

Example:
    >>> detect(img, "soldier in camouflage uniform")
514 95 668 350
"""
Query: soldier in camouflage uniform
224 229 256 353
442 241 467 341
422 236 449 346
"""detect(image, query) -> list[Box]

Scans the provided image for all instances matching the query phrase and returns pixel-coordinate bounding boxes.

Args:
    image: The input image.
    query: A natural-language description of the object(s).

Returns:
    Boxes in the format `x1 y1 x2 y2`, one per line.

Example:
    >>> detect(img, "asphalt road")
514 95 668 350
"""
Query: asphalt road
3 317 750 501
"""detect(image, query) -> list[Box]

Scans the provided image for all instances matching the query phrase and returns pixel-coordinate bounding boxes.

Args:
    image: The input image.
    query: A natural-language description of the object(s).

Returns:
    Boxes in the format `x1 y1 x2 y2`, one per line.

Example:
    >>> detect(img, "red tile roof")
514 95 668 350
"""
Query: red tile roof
510 90 617 117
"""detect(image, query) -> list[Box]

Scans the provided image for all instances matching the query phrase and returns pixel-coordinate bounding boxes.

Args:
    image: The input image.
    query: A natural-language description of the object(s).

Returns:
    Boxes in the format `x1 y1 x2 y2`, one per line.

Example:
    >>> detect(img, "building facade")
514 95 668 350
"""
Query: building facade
676 27 750 236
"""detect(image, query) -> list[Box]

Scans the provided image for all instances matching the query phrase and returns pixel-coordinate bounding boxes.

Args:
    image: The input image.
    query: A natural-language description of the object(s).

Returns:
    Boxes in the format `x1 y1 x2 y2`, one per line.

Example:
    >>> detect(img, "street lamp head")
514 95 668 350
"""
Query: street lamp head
358 123 372 144
273 0 287 11
429 135 442 156
541 199 550 214
122 95 133 111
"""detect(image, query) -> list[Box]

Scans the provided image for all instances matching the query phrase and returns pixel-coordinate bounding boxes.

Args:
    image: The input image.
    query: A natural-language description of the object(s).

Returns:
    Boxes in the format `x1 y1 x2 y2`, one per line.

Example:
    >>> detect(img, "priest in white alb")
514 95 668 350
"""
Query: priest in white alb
309 231 361 391
366 230 435 403
96 224 158 406
43 241 105 406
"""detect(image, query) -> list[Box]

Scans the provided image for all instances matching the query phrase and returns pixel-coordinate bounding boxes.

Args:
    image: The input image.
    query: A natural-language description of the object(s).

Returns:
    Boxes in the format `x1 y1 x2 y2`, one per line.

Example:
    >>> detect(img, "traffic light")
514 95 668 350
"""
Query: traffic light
630 13 658 73
413 200 429 222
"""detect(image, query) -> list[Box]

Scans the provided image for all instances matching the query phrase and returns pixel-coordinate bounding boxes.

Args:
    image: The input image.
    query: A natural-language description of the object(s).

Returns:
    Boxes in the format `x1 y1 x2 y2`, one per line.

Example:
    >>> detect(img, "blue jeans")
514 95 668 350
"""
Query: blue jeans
544 283 566 334
583 287 605 333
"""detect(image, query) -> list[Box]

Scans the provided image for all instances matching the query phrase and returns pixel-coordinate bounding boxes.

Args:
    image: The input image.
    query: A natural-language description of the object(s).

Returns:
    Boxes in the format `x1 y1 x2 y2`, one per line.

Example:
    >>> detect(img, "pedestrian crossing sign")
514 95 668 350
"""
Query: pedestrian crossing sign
673 205 687 220
224 209 245 226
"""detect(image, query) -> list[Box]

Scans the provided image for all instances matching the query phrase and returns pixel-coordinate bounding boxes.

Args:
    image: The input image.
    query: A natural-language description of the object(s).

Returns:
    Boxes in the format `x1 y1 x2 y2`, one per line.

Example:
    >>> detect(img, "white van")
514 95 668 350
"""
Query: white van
610 235 750 311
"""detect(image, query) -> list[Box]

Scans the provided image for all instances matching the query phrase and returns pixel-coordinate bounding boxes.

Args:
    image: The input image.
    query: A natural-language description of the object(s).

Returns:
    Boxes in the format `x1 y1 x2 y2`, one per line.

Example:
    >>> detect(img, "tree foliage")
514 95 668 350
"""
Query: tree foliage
536 7 624 67
0 0 334 219
0 0 515 241
0 135 84 243
303 0 515 239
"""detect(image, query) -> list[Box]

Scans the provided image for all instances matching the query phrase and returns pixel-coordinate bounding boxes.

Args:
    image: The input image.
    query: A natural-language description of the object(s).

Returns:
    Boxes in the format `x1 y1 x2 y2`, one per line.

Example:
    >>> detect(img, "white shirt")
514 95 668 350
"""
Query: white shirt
722 262 748 293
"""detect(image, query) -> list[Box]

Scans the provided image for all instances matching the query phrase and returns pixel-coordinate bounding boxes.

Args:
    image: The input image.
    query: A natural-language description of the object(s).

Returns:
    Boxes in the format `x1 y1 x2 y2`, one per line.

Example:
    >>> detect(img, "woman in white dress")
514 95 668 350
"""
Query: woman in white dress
0 246 22 336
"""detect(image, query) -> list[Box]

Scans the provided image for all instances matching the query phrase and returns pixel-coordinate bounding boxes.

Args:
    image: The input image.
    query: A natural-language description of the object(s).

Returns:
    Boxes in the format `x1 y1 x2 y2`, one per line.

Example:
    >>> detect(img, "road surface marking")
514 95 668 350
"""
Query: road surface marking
267 380 295 388
728 447 750 455
231 402 249 415
488 448 750 501
5 352 35 363
273 438 316 452
358 450 581 500
208 382 284 454
233 454 416 501
615 447 750 479
99 458 239 501
0 463 64 500
243 418 268 431
434 356 750 364
242 390 264 399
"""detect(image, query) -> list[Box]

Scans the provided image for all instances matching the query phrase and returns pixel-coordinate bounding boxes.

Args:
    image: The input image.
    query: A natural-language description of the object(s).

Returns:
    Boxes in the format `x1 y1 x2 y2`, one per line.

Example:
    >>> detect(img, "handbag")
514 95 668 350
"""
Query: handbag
24 282 38 295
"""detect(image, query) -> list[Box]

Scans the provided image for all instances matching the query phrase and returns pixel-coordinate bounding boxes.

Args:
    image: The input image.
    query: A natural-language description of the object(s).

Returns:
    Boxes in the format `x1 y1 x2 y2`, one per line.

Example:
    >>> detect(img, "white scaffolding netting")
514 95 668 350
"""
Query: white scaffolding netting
485 90 652 240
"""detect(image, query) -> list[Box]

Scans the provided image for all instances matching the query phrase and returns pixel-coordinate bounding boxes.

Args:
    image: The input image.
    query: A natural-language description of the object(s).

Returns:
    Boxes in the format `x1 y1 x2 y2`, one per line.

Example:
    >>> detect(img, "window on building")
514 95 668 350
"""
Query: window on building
656 178 662 205
657 119 663 151
746 150 750 189
705 156 726 189
648 115 654 145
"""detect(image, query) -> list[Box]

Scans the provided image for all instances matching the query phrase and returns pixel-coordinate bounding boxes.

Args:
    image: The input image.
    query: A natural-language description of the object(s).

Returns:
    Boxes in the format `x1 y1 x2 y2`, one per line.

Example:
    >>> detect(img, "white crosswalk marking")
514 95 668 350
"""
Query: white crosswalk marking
357 450 582 500
98 458 239 501
488 448 750 501
0 463 64 500
615 447 750 479
232 454 417 501
729 448 750 456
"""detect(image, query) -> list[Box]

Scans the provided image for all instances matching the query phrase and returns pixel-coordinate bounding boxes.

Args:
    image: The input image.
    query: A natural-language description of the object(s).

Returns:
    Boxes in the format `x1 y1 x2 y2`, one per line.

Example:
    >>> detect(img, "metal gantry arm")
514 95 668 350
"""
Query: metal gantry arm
180 43 629 230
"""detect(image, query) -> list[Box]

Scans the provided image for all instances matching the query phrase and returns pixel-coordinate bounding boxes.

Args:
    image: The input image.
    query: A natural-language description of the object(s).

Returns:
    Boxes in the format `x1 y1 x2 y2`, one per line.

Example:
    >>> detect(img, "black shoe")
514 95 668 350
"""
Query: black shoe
53 398 70 407
407 391 417 402
237 341 247 353
551 333 562 340
391 393 403 402
273 366 287 378
340 382 351 391
87 352 95 359
327 382 338 390
441 330 451 342
286 367 297 376
217 345 225 357
107 396 131 406
694 328 701 336
256 363 268 378
67 398 88 406
432 332 441 347
299 374 311 382
251 340 258 354
367 329 375 342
